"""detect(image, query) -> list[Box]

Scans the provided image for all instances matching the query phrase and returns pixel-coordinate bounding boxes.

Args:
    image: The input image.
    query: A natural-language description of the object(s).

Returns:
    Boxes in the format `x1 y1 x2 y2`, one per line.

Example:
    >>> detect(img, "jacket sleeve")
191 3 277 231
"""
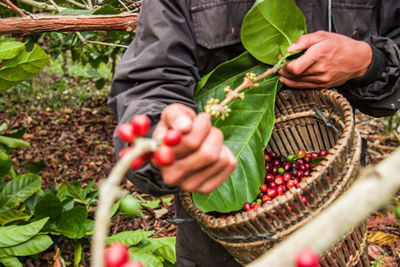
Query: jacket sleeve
337 0 400 117
108 0 199 196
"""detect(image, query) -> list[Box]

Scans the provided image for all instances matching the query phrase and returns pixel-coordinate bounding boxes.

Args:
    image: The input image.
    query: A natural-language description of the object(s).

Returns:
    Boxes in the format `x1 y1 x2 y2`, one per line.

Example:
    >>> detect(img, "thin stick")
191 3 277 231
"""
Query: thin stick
76 32 129 48
248 147 400 267
16 0 57 11
117 0 131 12
1 0 26 16
91 138 158 267
66 0 89 9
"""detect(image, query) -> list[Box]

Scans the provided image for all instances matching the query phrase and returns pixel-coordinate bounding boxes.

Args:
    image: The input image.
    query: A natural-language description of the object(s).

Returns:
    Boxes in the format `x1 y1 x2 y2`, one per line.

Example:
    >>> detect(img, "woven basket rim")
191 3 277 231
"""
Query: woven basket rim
180 88 355 231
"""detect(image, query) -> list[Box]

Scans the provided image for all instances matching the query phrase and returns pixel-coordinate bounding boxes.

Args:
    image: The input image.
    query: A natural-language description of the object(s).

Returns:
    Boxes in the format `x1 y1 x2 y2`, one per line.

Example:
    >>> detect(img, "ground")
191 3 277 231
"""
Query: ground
1 91 399 266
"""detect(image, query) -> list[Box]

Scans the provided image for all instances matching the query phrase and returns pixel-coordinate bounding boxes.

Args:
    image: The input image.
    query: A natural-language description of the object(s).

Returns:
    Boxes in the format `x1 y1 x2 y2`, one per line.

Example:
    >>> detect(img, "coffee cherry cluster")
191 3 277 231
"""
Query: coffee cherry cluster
116 115 181 169
105 242 144 267
243 149 327 212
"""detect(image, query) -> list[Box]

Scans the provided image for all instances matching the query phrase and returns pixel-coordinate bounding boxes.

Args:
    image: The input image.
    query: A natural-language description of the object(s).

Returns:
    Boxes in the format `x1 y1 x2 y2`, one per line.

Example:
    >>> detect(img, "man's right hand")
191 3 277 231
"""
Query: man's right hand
152 103 237 194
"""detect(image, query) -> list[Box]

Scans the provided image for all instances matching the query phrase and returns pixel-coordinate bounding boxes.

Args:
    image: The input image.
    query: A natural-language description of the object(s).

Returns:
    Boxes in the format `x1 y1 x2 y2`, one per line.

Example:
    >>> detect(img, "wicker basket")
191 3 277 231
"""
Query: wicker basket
180 89 368 266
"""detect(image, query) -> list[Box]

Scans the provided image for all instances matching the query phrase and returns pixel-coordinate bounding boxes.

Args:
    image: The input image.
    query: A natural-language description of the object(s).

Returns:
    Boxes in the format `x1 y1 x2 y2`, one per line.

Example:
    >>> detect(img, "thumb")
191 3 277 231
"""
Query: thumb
160 103 196 133
287 31 328 53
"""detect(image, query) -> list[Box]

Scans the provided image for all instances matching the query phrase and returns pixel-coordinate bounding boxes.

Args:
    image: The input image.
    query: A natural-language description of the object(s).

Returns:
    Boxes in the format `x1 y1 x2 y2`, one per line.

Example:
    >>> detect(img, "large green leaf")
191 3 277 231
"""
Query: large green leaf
138 237 176 264
128 248 163 267
34 192 62 222
0 135 29 149
54 206 87 239
0 217 48 247
0 256 23 267
0 44 49 82
193 52 281 213
241 0 307 64
107 230 155 247
0 210 31 226
0 174 42 209
0 235 52 257
0 40 25 60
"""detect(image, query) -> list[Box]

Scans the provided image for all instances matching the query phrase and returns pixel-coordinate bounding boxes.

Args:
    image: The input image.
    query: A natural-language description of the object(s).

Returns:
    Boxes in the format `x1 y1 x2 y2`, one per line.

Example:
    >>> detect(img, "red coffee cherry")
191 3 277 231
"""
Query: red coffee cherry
163 129 182 146
319 150 328 157
277 185 285 195
117 123 135 143
295 248 320 267
297 149 306 159
154 145 175 166
264 154 271 162
243 202 251 211
121 262 145 267
104 242 129 267
260 184 268 193
119 147 144 170
252 202 261 210
310 152 319 159
131 115 151 136
267 188 277 198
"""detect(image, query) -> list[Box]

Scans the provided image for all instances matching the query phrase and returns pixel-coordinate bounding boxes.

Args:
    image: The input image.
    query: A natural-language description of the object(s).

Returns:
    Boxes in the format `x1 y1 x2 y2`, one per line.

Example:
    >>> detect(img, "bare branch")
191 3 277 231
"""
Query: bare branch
16 0 58 11
76 32 129 48
1 0 26 16
66 0 89 9
0 13 138 35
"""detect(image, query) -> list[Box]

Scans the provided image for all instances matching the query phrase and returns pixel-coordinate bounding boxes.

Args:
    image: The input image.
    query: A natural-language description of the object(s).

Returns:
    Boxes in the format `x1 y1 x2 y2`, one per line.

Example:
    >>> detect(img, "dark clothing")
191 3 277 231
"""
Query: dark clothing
109 0 400 266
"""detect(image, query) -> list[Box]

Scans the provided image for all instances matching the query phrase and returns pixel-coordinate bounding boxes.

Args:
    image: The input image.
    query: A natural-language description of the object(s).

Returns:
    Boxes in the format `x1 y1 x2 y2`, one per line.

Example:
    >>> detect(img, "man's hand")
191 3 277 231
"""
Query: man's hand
152 103 237 194
278 31 372 89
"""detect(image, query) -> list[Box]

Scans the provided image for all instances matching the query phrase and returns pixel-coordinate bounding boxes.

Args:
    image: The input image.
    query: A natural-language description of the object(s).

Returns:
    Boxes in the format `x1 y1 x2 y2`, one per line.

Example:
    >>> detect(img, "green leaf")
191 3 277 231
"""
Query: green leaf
0 235 53 257
0 256 23 267
0 135 29 149
74 242 82 267
95 78 106 90
128 248 163 267
3 128 26 140
110 199 121 218
0 159 12 180
0 174 42 209
0 123 7 132
66 182 83 201
55 206 87 239
139 237 176 264
0 39 25 60
0 217 48 247
161 197 173 204
26 161 46 174
0 78 18 92
106 230 155 247
241 0 307 64
193 52 281 213
0 44 49 82
0 210 31 226
141 199 160 209
93 5 121 15
34 193 62 222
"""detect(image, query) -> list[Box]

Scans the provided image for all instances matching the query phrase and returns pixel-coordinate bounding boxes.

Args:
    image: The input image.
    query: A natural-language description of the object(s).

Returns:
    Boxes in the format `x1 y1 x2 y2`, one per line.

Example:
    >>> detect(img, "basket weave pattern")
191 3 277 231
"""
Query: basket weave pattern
180 89 367 266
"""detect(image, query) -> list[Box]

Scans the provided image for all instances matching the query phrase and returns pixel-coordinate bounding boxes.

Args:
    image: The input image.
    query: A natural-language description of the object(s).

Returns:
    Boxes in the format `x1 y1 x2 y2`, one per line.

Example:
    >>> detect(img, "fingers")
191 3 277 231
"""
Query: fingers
163 145 237 194
287 31 328 53
155 103 197 138
279 76 325 89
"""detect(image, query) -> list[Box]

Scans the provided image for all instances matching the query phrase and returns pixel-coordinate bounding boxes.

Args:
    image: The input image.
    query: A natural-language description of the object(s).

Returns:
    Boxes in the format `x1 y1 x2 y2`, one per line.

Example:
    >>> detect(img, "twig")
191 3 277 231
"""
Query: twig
1 0 26 16
86 0 93 9
91 138 158 267
48 0 64 12
248 147 400 267
117 0 131 12
75 32 129 48
16 0 58 11
66 0 89 9
392 130 400 143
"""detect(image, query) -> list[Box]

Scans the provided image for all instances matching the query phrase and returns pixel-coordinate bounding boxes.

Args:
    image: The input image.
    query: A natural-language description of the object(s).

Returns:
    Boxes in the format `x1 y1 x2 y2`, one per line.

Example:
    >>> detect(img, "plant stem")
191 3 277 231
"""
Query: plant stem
16 0 58 11
91 138 158 267
1 0 26 16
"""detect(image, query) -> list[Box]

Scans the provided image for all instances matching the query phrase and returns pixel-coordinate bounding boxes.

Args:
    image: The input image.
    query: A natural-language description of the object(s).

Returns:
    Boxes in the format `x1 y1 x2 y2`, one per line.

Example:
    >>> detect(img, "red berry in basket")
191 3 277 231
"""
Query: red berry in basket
262 194 271 203
286 180 295 189
310 152 319 159
297 149 306 159
268 181 277 188
283 172 292 181
119 147 144 170
319 150 328 157
131 115 151 136
300 195 307 203
297 170 304 178
277 185 285 195
104 242 129 267
163 129 181 146
283 162 292 172
121 261 144 267
272 159 281 167
299 164 306 172
269 151 277 159
275 175 284 185
292 178 299 187
271 167 278 176
292 162 299 170
304 163 311 170
265 163 272 172
154 145 175 166
260 184 268 193
267 188 277 198
304 170 310 177
264 154 271 162
295 248 320 267
252 202 261 210
117 123 135 143
243 202 251 211
303 155 311 163
265 173 274 182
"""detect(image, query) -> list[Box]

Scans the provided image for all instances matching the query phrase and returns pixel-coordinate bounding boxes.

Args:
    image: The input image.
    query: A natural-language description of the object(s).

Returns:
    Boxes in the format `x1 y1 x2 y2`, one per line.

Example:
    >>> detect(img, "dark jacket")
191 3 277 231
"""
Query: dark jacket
109 0 400 266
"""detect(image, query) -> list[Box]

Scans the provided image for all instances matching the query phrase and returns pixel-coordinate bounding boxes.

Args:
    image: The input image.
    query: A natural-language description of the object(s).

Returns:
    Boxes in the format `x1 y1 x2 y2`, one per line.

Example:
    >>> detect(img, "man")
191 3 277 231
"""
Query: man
109 0 400 265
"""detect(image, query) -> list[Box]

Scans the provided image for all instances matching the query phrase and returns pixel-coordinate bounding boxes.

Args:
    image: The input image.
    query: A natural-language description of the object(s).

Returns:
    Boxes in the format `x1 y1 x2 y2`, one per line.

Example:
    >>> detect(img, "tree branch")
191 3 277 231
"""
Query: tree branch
248 147 400 267
16 0 58 11
0 13 138 35
1 0 26 16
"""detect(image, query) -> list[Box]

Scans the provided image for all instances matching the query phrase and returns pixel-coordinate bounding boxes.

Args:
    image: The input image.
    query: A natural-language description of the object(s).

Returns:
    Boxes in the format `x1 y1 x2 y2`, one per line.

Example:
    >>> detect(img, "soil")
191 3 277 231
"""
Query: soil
1 94 399 266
